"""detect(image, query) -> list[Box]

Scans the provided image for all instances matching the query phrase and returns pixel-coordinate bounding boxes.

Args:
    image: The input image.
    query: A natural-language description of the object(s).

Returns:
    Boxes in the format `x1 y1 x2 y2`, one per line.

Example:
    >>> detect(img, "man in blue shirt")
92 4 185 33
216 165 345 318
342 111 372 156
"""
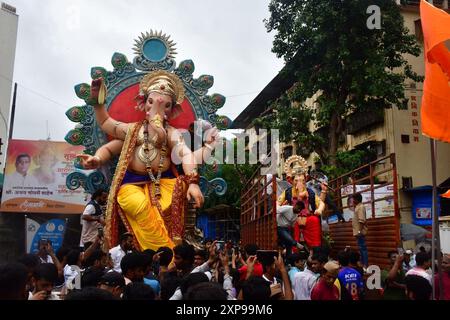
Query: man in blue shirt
337 250 364 300
142 250 161 296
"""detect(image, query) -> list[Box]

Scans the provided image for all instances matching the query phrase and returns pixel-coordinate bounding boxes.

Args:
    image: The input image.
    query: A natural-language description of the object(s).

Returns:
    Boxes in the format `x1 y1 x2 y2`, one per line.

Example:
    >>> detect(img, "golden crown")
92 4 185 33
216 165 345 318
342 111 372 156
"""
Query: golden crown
140 70 185 105
284 155 309 177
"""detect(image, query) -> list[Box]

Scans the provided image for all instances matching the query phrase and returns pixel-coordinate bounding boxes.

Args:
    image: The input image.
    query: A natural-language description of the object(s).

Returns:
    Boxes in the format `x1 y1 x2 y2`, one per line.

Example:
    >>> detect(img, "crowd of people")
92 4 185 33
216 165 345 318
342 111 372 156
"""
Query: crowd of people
0 232 448 301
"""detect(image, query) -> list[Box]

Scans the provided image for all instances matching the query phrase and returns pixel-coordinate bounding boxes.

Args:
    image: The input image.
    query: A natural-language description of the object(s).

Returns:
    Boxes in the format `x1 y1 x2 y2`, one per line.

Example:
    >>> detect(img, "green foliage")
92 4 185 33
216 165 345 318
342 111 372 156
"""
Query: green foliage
258 0 424 164
201 138 258 212
252 94 324 158
320 149 375 179
201 163 257 211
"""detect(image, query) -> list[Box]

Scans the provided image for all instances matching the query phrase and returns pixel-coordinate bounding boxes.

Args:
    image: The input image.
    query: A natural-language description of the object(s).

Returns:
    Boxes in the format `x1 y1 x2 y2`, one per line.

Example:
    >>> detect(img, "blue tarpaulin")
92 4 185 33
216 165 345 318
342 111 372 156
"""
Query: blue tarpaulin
197 215 216 240
406 186 441 226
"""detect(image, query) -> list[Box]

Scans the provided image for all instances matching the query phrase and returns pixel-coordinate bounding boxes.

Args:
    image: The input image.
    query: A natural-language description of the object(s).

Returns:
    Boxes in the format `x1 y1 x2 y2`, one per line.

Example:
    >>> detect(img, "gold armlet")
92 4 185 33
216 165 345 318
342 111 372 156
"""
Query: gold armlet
113 121 123 136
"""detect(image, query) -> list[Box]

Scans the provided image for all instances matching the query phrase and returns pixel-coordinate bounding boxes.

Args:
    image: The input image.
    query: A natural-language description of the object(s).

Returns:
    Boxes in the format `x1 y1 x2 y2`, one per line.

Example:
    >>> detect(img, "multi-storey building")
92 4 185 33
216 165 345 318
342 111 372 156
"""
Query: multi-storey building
0 2 18 173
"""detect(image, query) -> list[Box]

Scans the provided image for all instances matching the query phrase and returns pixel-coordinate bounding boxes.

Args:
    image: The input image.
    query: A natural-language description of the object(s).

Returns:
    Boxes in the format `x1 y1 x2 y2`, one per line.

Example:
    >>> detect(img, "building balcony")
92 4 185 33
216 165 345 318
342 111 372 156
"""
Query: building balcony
399 0 449 10
346 110 385 135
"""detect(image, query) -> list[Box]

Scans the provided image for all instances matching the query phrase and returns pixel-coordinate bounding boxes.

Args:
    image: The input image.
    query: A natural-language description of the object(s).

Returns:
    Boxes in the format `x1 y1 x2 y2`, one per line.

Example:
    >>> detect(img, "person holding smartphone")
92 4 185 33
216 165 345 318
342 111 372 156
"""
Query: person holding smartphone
36 239 62 276
258 250 293 300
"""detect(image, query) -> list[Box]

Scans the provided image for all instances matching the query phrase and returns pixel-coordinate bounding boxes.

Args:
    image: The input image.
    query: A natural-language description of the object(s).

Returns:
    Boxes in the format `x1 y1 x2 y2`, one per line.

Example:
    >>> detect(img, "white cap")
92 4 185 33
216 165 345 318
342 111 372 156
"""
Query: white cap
405 249 413 255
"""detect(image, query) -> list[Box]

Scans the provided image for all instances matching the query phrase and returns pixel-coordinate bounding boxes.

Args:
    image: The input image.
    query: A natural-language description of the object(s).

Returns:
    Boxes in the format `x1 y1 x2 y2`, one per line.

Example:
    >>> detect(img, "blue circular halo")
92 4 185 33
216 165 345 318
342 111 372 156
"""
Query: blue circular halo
143 39 168 62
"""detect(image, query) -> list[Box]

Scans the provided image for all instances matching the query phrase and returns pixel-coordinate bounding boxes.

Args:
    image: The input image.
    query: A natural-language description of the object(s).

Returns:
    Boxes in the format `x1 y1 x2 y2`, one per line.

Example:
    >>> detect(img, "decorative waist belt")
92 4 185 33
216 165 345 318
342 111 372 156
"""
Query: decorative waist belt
121 169 176 185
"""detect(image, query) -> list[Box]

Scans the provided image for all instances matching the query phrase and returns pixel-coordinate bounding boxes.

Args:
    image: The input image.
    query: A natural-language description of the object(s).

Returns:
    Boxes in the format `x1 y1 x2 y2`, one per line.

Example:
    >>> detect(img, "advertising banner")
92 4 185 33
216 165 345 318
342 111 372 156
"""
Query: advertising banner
1 139 86 214
341 184 395 220
26 217 66 254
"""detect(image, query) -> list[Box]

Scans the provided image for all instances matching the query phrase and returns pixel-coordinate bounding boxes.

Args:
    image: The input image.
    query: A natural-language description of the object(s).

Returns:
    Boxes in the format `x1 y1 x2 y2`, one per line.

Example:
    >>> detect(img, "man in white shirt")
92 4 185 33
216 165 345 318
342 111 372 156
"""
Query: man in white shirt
36 239 60 266
80 189 108 248
8 154 37 188
109 233 134 273
406 251 432 284
293 254 326 300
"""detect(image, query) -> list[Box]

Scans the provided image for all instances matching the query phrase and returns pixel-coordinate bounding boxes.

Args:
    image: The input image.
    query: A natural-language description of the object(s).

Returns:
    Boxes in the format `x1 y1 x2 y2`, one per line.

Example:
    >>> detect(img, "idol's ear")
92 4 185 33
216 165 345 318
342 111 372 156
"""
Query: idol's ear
134 94 146 112
169 103 183 120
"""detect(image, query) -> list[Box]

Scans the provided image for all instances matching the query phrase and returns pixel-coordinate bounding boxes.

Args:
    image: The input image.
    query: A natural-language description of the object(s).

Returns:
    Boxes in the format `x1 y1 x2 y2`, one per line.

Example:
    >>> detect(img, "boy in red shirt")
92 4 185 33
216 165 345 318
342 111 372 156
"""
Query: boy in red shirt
238 244 263 281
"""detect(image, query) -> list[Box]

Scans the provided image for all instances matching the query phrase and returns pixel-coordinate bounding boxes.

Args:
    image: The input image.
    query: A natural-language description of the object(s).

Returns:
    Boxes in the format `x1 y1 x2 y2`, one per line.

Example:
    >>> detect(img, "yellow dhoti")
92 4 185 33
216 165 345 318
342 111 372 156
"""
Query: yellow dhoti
117 180 176 251
104 123 187 251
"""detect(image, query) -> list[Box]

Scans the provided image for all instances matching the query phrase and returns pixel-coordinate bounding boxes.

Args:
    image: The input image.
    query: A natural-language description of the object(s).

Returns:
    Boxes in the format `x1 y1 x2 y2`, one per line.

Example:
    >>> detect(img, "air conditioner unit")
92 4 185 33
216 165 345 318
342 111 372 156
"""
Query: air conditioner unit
1 2 16 13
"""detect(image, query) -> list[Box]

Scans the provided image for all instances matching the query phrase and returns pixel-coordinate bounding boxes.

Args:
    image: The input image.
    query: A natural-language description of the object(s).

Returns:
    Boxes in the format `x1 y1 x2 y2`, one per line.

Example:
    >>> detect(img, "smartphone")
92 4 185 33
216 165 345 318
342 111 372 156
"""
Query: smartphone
216 241 224 251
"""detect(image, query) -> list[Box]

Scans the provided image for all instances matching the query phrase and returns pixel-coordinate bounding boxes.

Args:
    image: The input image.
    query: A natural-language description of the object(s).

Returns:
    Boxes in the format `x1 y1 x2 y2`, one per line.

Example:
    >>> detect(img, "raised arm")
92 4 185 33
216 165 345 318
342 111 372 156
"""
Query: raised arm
168 128 204 208
193 127 220 165
275 252 293 300
168 127 198 174
314 196 326 216
90 78 130 140
46 243 63 278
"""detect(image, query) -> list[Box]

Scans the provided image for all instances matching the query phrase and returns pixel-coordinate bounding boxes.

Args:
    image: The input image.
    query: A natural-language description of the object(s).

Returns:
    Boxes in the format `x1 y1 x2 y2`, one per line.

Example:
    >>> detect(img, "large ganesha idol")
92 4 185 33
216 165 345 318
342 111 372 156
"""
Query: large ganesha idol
65 31 232 251
277 155 325 251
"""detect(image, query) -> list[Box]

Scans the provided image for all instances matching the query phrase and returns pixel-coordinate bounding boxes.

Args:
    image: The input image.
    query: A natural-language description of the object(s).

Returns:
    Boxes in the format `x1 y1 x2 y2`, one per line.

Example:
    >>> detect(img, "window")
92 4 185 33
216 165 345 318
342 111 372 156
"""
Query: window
414 19 424 42
402 177 413 189
401 135 410 144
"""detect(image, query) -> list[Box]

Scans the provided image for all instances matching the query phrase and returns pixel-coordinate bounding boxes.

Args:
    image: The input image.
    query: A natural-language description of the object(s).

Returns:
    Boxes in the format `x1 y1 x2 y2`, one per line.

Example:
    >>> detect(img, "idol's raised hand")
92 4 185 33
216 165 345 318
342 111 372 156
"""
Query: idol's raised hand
77 154 101 170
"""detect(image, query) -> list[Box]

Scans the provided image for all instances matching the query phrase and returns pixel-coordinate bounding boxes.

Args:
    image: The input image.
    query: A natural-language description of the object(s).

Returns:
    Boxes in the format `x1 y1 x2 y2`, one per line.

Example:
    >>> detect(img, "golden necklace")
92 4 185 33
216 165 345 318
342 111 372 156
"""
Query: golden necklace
140 120 167 199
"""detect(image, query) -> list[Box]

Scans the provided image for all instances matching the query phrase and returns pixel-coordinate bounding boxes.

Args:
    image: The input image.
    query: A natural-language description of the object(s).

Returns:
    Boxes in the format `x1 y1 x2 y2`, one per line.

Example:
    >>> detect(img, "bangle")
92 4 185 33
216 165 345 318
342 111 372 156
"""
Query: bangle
187 173 200 185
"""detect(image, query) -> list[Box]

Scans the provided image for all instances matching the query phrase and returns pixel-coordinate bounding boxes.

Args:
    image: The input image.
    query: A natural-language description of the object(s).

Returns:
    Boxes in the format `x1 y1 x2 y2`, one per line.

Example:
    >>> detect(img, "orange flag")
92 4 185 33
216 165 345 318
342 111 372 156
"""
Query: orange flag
420 0 450 142
441 189 450 198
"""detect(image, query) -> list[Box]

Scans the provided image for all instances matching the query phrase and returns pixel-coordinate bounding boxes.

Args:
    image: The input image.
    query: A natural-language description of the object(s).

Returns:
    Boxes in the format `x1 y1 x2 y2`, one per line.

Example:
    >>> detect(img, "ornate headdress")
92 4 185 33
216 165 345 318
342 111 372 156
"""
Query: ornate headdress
284 155 309 177
139 70 185 105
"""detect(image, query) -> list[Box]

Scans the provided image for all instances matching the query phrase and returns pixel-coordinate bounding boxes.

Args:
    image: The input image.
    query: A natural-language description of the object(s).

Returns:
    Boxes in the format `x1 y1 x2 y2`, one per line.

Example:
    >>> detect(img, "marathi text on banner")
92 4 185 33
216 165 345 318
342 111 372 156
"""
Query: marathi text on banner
1 139 87 214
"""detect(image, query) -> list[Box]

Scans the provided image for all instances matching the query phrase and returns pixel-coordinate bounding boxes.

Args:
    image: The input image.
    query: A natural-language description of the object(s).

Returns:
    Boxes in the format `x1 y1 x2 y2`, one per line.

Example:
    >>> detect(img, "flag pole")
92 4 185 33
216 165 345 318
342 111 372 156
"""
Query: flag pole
430 138 444 300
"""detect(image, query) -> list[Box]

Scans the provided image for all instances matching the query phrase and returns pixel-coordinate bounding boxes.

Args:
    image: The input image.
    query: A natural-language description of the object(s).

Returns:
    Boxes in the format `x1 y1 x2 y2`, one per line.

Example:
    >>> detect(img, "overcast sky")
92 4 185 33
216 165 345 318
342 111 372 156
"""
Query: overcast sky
5 0 284 141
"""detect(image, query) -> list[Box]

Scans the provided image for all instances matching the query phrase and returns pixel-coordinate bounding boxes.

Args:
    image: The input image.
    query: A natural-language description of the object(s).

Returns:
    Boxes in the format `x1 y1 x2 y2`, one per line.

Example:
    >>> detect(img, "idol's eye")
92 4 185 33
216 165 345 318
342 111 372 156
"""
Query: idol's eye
165 102 172 109
148 98 154 104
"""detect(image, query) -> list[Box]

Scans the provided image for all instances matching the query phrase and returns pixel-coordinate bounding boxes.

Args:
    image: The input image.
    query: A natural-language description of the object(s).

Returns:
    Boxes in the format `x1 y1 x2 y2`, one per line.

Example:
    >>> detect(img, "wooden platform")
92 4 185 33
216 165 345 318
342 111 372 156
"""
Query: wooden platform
329 216 400 270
